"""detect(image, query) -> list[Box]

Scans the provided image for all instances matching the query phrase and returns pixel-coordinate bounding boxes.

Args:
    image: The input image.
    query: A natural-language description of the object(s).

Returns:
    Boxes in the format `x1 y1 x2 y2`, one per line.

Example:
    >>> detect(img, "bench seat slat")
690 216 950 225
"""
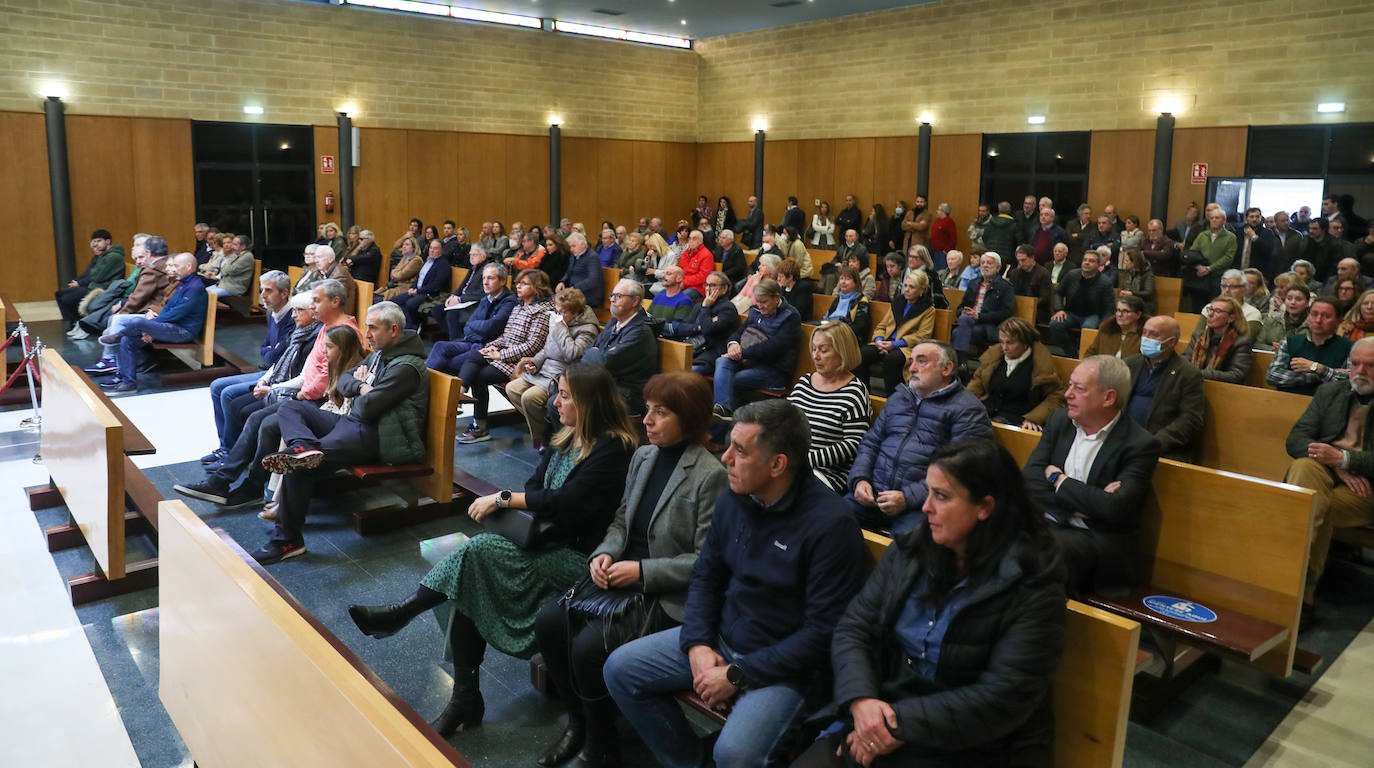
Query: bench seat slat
1083 587 1288 663
350 464 433 480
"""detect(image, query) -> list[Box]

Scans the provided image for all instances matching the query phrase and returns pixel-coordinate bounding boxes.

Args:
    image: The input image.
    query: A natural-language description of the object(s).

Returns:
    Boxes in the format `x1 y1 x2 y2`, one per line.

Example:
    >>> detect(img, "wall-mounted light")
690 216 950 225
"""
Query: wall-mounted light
917 113 934 125
337 104 359 118
243 105 264 115
987 149 1000 157
38 81 68 99
1317 102 1346 113
280 142 291 150
752 119 768 132
549 116 563 126
1027 115 1046 125
1154 97 1181 115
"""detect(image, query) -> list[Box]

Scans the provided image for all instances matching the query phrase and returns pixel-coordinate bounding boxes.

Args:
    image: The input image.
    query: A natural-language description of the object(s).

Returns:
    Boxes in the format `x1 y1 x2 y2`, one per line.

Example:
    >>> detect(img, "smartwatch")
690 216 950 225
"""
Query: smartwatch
497 490 512 508
725 664 746 689
1047 471 1063 487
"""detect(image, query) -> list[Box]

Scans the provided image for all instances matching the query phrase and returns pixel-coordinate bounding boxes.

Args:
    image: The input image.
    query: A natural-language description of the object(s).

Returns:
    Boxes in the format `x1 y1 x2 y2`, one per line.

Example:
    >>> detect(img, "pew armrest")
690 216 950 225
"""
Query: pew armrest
1083 587 1288 663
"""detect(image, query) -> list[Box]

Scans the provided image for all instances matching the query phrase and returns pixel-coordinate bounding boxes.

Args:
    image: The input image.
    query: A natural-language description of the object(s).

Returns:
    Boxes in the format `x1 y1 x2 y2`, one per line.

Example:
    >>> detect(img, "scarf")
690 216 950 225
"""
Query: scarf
829 290 860 321
1191 326 1237 370
267 320 323 385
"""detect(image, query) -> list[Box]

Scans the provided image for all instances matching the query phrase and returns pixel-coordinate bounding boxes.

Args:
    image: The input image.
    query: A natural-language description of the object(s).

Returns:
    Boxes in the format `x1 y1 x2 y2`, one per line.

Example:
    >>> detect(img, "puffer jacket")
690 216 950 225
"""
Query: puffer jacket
847 381 992 511
337 331 429 465
665 295 742 366
526 306 601 394
731 301 802 383
826 524 1066 767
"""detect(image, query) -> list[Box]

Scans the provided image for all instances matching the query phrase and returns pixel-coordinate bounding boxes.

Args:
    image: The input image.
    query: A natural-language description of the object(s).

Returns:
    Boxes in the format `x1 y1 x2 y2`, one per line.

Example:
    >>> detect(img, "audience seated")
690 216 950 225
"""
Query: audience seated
733 254 780 313
399 239 453 330
1116 246 1156 314
1182 208 1237 312
713 278 801 415
349 363 636 736
314 244 358 314
824 228 868 294
936 249 966 289
83 236 175 373
716 229 746 285
505 287 600 452
530 371 725 768
793 439 1066 768
1084 215 1122 266
543 233 573 287
860 268 936 394
195 270 296 463
203 234 255 298
76 232 153 338
647 266 695 321
174 282 357 509
57 228 126 333
1085 295 1146 358
1007 245 1052 324
1123 315 1205 461
775 258 814 320
433 244 497 337
663 271 740 376
342 229 382 284
616 231 648 281
952 252 1016 360
788 323 872 493
1049 250 1114 358
583 279 659 416
595 228 622 269
1217 269 1263 335
1243 268 1271 317
967 317 1066 431
1025 355 1162 593
1259 282 1311 349
1184 296 1255 384
426 263 517 377
606 399 862 768
457 269 555 444
292 244 320 295
506 231 549 273
381 236 422 301
848 340 992 532
558 233 605 308
256 301 430 564
1283 338 1374 617
904 245 950 310
1339 289 1374 341
819 266 873 341
875 252 905 304
833 251 876 301
98 253 206 395
676 230 714 300
1267 297 1353 396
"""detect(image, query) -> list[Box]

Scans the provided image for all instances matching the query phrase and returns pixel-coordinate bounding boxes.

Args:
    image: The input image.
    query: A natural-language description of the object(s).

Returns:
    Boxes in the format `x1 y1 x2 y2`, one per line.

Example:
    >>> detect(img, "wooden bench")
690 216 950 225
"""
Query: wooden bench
943 287 1036 325
991 423 1318 678
349 369 464 536
150 291 257 383
677 527 1141 768
594 267 621 323
356 279 376 318
159 499 472 768
1155 276 1182 318
659 338 693 373
28 348 162 604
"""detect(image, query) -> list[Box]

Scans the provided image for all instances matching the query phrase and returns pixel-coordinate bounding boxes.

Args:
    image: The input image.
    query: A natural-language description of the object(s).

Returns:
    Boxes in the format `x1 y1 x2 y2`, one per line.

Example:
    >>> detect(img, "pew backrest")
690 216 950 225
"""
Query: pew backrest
658 338 693 373
1155 277 1182 317
356 280 375 320
414 370 462 504
1197 380 1307 481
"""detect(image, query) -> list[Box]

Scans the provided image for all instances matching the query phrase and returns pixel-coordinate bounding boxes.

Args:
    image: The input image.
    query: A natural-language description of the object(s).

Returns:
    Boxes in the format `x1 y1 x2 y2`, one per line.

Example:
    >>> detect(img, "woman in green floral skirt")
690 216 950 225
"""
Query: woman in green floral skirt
347 362 637 737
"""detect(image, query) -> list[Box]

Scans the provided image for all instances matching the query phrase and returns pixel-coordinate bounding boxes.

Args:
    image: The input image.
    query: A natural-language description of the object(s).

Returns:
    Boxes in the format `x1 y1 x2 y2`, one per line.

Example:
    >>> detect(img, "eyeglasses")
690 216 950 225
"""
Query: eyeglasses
1220 283 1244 290
609 292 630 300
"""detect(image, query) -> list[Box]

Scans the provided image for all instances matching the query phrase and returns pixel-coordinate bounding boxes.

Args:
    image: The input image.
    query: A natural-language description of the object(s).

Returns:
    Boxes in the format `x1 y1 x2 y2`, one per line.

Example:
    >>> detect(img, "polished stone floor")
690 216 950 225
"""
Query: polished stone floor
6 309 1374 767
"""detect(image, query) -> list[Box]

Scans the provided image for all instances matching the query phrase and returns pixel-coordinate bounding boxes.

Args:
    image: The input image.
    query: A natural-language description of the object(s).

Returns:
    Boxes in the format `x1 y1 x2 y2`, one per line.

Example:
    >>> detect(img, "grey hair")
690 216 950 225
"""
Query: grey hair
482 262 508 281
914 338 958 369
1077 204 1092 215
367 300 406 331
732 398 810 477
133 232 151 243
1291 259 1315 274
261 269 290 292
359 229 374 240
1083 355 1131 410
1095 246 1113 258
144 236 169 256
311 278 347 306
1352 337 1374 358
980 251 1001 269
304 243 318 255
469 243 486 257
567 232 588 249
288 291 315 310
719 228 735 242
1221 268 1245 283
1148 218 1164 228
616 279 644 299
315 244 335 261
754 277 782 299
1042 208 1056 218
938 202 951 214
759 254 782 273
998 201 1012 214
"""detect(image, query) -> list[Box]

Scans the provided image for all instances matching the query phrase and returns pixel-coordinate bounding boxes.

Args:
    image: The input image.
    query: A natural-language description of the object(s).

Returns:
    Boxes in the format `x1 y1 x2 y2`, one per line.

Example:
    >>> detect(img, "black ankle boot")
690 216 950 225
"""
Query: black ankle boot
348 587 444 639
432 667 484 738
536 711 585 767
566 699 621 768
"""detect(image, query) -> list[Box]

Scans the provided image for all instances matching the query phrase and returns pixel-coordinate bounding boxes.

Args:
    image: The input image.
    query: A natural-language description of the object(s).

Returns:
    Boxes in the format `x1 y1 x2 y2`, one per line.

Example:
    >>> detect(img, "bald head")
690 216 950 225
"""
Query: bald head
1143 314 1180 344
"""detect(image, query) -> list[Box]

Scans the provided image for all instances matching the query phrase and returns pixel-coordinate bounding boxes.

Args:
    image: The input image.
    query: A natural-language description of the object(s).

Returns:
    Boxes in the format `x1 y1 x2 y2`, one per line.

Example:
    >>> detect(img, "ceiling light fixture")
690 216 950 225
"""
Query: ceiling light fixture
243 105 264 115
1027 115 1046 125
1317 102 1346 113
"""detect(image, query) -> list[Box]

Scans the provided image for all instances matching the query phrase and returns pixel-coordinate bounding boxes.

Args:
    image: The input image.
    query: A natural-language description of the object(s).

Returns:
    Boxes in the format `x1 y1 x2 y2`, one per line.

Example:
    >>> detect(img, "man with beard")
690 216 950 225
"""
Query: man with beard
834 193 864 243
898 194 932 252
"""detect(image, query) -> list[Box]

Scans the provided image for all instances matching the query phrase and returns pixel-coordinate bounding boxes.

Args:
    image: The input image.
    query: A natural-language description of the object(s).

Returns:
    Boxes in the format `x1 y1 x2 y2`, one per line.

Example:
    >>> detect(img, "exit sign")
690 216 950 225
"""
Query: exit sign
321 155 336 174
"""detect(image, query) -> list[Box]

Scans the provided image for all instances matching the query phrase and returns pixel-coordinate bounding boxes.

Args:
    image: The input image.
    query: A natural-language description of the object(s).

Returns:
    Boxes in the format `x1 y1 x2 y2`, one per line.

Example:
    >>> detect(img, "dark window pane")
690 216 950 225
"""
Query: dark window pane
193 122 254 164
1328 124 1374 176
1247 126 1326 176
983 177 1032 212
263 207 315 250
1049 180 1086 224
1036 132 1091 175
199 207 252 236
256 125 314 167
983 134 1034 175
259 170 312 207
198 169 254 206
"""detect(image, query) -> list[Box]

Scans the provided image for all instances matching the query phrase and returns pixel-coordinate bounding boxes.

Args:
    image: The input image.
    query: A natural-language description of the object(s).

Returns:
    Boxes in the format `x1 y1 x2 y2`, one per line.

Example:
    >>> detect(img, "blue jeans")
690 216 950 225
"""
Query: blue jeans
99 313 141 357
1048 312 1100 358
604 627 806 768
713 357 787 410
950 312 998 353
116 318 195 382
211 371 261 447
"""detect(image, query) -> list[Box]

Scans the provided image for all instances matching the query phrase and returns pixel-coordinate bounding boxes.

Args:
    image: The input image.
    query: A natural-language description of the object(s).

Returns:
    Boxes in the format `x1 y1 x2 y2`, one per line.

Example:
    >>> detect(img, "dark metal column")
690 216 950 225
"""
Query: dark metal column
753 130 766 204
1151 113 1175 223
336 112 354 232
916 122 932 199
44 96 76 284
549 123 562 224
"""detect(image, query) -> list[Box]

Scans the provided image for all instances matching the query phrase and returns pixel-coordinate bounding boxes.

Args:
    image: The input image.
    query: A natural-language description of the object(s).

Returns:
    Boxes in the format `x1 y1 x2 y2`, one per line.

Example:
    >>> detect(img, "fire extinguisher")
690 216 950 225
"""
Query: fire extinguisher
324 190 335 213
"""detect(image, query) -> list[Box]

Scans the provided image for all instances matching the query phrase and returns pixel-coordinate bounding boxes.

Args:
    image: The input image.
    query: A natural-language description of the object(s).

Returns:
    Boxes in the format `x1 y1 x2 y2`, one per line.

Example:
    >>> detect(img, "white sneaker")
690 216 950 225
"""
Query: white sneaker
68 326 90 340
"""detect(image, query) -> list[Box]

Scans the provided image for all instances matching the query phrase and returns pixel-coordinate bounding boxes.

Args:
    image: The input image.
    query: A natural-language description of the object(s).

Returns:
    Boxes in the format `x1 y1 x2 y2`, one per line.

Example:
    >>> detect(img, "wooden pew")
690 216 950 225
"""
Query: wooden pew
29 348 160 604
658 338 693 373
942 287 1035 324
1078 328 1098 358
1197 380 1307 481
154 291 218 368
1155 276 1182 318
158 500 471 768
289 264 303 292
990 423 1317 678
350 369 464 536
1172 312 1202 353
593 267 620 323
356 279 375 318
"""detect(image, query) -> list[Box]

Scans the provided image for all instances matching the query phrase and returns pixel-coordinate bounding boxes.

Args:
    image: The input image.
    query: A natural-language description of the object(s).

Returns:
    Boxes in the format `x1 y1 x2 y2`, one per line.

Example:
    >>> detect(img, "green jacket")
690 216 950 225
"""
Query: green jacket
338 331 430 465
1287 381 1374 477
1192 228 1237 271
81 244 127 289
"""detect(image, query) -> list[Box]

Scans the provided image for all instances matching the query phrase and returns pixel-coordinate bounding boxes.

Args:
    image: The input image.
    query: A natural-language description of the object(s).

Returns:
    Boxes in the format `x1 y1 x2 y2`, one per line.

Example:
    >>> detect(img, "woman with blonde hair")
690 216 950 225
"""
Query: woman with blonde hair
788 322 872 493
506 286 601 451
1266 271 1301 317
1183 295 1254 383
859 268 936 393
1243 268 1270 316
381 236 422 300
1339 289 1374 341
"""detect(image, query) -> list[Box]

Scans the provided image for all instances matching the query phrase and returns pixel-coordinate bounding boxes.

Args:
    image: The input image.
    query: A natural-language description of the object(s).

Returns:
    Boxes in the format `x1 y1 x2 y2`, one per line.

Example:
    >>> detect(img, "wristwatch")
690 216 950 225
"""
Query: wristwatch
725 664 746 689
1047 471 1063 486
497 490 512 508
1309 362 1320 373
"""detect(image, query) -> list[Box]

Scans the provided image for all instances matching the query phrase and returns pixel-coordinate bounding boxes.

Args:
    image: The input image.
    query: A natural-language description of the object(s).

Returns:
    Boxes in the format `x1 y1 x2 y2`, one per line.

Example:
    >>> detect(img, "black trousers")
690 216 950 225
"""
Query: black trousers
211 400 282 491
457 359 510 420
55 285 88 324
857 344 909 395
270 400 378 545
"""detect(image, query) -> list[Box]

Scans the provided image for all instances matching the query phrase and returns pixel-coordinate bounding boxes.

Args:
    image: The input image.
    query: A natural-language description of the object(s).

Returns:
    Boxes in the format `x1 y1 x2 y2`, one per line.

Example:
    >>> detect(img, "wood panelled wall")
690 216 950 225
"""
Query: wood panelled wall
1088 130 1157 224
0 111 55 302
562 138 697 232
1169 127 1248 227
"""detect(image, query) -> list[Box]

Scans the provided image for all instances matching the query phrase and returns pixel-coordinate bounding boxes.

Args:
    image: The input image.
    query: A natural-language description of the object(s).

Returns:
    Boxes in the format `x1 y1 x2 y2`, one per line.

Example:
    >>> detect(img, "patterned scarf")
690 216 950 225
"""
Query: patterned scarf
1190 327 1236 370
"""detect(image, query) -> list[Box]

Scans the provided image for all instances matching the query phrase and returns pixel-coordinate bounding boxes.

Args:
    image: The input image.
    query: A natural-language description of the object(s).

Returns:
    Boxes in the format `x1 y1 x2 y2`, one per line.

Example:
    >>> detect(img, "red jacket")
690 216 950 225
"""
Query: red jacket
679 244 714 293
931 216 958 253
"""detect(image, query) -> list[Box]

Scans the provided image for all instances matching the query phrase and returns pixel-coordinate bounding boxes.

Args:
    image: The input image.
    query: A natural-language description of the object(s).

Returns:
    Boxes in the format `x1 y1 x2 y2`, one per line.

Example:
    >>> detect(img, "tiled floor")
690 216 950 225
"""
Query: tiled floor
6 309 1374 767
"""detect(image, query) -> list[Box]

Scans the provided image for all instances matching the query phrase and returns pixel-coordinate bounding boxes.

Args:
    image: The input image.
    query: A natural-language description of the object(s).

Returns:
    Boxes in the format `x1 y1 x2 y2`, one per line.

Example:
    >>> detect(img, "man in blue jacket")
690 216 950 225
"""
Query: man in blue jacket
101 252 207 394
712 279 801 415
558 232 605 308
950 251 1016 360
606 399 863 768
425 262 517 376
847 340 993 532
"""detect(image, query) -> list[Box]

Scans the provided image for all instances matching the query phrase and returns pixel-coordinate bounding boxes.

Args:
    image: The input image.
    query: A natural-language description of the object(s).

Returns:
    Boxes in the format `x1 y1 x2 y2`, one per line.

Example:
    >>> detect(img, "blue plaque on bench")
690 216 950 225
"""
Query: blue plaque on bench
1142 595 1218 623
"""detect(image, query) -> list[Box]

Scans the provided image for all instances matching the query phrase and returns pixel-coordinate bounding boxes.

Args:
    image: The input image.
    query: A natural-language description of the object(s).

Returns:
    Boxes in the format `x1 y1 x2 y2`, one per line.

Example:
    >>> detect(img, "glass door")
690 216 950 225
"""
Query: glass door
193 121 316 271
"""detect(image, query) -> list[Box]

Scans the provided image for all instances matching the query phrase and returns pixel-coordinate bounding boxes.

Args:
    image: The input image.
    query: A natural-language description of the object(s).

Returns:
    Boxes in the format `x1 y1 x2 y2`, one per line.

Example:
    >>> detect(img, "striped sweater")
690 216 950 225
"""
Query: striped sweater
787 373 872 493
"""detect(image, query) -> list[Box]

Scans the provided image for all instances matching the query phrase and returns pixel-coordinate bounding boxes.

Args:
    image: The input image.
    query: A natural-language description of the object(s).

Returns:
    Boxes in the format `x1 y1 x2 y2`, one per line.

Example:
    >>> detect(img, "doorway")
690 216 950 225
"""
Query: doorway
192 121 316 271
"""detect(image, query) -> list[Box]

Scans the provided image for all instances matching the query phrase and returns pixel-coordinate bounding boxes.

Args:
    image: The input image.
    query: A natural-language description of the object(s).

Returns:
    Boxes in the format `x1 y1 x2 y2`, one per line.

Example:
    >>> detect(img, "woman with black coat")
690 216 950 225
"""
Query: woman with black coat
792 439 1066 768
